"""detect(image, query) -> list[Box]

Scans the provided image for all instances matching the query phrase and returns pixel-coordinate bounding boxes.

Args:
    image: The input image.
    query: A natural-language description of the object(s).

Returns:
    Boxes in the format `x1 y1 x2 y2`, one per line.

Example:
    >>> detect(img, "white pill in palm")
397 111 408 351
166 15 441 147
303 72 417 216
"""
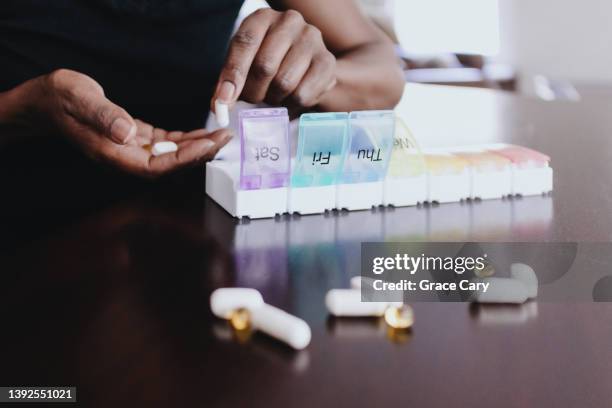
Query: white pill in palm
214 100 230 128
210 288 264 319
151 141 178 156
510 263 538 298
472 277 529 304
250 303 311 350
326 289 401 317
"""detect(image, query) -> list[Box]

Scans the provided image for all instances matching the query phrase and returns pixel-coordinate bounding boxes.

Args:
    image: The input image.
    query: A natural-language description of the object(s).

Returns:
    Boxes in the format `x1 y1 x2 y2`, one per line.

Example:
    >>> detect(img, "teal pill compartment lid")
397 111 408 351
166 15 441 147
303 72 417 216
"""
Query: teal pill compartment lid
341 110 395 184
291 112 349 188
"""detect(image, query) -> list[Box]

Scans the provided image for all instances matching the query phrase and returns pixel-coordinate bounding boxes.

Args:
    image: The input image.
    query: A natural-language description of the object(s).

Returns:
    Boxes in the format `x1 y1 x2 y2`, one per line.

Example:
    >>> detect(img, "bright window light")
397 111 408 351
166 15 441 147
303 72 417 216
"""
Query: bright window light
394 0 500 56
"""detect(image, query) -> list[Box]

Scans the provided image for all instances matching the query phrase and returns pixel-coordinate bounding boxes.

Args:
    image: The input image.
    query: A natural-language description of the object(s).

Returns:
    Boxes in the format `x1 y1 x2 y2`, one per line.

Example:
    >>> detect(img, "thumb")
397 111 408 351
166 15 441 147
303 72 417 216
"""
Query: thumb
70 88 136 145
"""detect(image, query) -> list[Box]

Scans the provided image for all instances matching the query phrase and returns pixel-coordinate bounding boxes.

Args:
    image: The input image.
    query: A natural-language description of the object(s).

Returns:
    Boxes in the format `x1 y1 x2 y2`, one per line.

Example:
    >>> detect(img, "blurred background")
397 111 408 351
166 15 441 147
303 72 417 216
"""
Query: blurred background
239 0 612 102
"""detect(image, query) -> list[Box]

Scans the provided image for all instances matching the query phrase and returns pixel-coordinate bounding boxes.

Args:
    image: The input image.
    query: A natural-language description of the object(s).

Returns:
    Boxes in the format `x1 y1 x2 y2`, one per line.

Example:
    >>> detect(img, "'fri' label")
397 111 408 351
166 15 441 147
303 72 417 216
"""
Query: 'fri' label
312 152 331 165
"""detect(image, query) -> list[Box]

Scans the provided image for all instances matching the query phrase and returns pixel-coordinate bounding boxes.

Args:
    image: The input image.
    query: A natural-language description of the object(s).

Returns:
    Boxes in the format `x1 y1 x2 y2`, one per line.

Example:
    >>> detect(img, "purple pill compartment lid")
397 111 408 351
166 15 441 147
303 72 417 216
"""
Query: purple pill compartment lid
239 108 290 190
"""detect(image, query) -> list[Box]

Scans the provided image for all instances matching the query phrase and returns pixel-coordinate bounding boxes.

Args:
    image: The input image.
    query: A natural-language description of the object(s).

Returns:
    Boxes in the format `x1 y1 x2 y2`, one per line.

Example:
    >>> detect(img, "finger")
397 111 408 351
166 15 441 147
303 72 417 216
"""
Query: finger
211 9 275 112
68 87 137 145
133 119 154 146
241 10 305 104
289 51 336 108
266 40 314 105
152 127 169 144
165 128 208 142
147 129 232 175
267 25 322 105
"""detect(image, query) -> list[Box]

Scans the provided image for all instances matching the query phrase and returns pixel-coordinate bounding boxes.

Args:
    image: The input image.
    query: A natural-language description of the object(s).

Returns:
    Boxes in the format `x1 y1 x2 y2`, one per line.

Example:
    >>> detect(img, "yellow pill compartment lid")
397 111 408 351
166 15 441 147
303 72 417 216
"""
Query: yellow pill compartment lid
423 150 470 176
386 117 426 179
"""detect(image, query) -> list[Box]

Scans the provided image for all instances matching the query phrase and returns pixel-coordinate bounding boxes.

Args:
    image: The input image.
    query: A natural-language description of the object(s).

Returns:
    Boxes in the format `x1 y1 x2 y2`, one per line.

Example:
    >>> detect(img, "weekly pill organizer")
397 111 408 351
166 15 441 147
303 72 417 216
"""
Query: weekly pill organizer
205 108 553 219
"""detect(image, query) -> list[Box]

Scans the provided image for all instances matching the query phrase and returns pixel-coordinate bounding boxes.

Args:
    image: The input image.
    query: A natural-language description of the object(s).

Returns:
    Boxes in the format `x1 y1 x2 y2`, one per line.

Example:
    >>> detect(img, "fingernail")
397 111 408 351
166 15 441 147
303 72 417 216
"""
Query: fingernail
110 118 134 144
217 81 236 103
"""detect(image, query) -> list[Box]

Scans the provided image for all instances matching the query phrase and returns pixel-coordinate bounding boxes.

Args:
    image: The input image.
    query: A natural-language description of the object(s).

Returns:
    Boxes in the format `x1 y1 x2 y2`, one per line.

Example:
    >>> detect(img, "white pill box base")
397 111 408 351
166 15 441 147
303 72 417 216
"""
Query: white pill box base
511 166 553 196
336 182 384 211
288 185 336 215
383 175 427 207
206 161 287 219
427 170 471 203
471 169 513 200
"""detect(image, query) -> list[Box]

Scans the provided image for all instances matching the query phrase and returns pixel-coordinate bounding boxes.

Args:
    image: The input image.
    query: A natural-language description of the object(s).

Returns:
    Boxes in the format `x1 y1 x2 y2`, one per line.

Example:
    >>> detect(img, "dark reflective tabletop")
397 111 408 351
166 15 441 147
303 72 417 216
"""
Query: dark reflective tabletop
1 85 612 407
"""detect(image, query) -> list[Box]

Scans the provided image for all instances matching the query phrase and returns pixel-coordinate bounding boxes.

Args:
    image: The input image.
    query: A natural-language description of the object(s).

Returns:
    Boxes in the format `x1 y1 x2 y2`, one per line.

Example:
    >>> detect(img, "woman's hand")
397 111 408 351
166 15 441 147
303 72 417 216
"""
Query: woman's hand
212 8 337 113
0 69 231 178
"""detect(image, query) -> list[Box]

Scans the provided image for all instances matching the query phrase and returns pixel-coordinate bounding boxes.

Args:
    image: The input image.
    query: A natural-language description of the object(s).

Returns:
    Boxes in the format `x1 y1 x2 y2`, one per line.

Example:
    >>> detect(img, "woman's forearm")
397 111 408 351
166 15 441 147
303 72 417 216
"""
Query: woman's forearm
0 80 37 143
319 40 404 112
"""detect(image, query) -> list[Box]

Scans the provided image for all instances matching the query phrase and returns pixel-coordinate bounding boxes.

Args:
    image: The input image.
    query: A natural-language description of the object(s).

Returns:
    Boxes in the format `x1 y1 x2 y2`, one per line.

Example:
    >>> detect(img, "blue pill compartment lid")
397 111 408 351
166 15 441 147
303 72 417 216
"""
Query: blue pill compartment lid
341 110 395 184
292 112 349 188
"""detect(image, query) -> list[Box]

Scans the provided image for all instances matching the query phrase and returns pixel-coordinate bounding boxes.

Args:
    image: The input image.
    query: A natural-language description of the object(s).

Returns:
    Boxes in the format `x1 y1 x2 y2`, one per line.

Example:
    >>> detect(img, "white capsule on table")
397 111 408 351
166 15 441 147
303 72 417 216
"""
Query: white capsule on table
210 288 264 319
214 100 230 128
350 276 362 290
325 289 401 317
350 276 377 290
472 277 529 304
151 141 178 156
473 301 538 326
250 304 311 350
510 263 538 299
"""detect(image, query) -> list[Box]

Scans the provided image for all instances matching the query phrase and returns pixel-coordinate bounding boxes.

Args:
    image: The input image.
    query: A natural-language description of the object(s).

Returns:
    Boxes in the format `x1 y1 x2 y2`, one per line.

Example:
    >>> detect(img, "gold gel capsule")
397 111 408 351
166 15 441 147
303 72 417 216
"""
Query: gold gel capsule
229 308 251 331
386 326 413 344
474 261 495 278
383 305 414 330
231 325 253 344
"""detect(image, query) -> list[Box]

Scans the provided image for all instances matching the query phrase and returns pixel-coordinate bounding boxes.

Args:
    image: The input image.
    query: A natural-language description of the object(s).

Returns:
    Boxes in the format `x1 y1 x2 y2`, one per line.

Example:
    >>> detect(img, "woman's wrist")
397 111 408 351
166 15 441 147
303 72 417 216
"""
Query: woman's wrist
317 45 404 112
0 77 48 143
0 80 34 126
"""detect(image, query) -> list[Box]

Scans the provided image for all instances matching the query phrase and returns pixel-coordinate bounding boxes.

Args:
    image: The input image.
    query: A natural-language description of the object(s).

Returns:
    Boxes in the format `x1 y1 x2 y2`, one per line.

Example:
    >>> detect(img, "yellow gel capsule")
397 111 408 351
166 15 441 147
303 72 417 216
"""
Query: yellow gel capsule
386 326 413 344
229 308 251 331
474 262 496 278
383 305 414 330
231 326 253 344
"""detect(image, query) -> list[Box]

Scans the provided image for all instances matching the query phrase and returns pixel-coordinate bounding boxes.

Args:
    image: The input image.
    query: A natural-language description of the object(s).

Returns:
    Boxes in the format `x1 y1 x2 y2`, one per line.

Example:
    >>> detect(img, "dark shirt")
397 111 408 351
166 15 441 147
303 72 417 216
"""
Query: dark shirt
0 0 243 130
0 1 244 249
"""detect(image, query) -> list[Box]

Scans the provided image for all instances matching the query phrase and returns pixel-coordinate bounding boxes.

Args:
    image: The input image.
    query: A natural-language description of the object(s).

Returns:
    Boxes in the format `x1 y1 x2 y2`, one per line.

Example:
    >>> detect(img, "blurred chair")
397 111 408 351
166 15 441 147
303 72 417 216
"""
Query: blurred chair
359 0 517 91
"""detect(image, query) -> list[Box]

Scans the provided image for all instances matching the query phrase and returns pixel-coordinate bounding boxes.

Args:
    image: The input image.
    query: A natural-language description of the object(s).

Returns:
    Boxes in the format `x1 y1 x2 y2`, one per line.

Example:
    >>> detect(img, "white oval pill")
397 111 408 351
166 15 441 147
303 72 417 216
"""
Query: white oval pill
510 263 538 298
325 289 401 317
250 304 311 350
152 141 178 156
214 100 230 128
472 277 529 304
210 288 264 319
